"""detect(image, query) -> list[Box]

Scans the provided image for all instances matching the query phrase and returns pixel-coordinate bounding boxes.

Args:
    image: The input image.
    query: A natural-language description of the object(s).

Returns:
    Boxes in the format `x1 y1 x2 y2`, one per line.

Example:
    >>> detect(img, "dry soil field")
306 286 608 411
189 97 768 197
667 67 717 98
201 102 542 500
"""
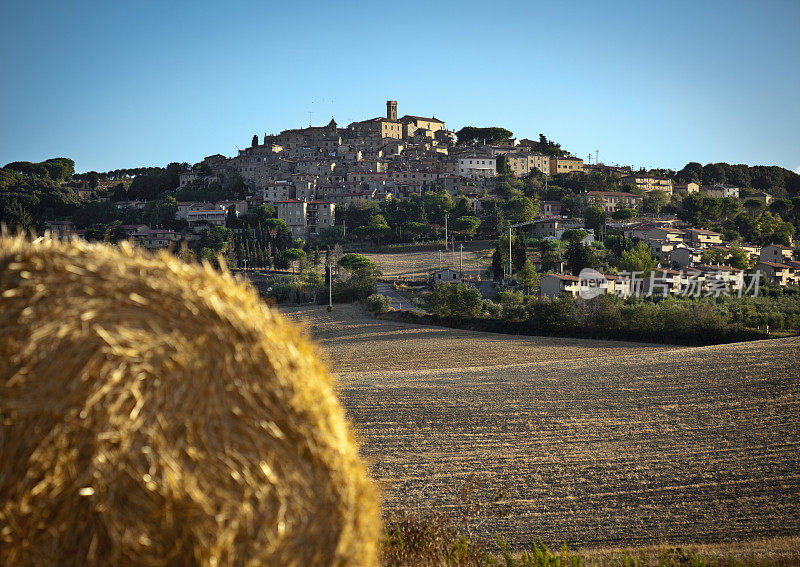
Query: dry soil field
361 243 494 279
280 305 800 549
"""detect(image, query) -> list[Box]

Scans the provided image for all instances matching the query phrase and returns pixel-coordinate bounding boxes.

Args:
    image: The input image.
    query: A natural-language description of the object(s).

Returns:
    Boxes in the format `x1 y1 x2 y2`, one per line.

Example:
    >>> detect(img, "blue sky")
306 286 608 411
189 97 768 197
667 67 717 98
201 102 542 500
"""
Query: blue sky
1 0 798 174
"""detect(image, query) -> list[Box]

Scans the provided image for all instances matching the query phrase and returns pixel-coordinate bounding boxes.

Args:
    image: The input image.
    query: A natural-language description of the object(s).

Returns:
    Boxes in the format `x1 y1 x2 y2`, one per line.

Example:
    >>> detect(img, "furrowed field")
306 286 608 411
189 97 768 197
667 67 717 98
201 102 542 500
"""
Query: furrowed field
281 305 800 550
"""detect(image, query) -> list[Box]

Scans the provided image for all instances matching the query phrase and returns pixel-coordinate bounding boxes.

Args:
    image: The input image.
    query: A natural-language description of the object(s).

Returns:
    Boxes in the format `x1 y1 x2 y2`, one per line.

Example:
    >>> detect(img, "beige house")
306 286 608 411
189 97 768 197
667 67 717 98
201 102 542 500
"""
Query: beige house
262 182 294 203
400 114 445 138
549 156 584 175
433 268 462 285
619 174 673 195
493 151 551 176
684 228 723 248
646 227 686 243
669 245 703 268
530 218 585 238
649 240 675 261
137 229 181 249
186 209 227 229
306 201 335 235
585 191 643 212
277 199 308 238
642 269 684 296
674 182 700 194
754 261 798 287
542 200 562 217
348 117 403 139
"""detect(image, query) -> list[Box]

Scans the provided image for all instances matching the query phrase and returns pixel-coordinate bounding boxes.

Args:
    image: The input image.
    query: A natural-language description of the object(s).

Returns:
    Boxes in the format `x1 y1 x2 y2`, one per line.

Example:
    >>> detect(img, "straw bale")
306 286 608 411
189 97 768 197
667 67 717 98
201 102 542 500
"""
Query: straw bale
0 235 380 566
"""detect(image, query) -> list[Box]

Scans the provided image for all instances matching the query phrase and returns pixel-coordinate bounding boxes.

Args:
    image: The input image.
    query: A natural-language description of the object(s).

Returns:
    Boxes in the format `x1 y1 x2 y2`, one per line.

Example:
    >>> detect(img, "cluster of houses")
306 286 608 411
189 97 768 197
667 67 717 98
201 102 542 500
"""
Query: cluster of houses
164 101 595 239
43 221 182 250
537 242 798 298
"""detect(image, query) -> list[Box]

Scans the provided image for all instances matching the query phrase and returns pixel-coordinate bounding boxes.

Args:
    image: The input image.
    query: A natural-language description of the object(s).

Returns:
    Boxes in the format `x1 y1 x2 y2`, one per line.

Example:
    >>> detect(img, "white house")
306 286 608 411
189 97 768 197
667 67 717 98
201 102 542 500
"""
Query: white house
457 155 496 178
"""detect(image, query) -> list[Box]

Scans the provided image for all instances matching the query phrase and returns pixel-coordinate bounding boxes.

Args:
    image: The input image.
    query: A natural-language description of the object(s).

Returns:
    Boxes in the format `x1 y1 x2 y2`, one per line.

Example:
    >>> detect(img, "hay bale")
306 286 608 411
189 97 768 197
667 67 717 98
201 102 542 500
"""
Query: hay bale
0 235 380 566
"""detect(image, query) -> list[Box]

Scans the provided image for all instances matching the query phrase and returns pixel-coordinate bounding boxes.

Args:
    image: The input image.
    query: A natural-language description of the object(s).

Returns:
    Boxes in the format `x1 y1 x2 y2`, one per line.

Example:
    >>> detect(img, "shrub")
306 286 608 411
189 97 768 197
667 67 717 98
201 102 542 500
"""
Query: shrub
426 283 483 318
365 293 393 314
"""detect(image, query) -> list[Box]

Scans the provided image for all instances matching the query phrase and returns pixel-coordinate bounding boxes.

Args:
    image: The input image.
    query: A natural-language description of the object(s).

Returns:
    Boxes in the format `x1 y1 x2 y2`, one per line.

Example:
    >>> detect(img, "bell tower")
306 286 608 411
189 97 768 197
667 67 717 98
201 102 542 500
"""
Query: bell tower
386 100 397 121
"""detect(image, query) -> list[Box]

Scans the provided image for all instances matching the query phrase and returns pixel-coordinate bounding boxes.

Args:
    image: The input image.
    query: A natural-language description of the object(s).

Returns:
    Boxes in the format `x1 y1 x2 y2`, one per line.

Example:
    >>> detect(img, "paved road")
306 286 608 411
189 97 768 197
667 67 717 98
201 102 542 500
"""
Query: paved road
375 281 428 314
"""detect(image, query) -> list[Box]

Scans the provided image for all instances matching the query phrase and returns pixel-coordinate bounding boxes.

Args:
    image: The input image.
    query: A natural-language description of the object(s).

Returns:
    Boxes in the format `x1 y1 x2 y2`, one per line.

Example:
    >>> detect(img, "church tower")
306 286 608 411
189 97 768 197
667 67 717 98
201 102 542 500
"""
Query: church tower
387 100 397 121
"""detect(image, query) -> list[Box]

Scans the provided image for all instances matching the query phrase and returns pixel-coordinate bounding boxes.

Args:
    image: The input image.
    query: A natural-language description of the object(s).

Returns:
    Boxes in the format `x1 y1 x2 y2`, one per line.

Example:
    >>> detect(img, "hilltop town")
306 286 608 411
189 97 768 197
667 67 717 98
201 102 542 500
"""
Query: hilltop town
3 100 800 300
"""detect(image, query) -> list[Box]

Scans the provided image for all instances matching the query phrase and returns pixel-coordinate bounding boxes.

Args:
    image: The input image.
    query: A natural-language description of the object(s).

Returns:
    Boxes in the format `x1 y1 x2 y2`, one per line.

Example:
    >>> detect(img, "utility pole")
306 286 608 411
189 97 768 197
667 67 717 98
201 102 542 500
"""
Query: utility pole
596 149 599 165
438 250 442 271
508 226 512 282
444 213 448 251
459 244 463 280
327 261 333 308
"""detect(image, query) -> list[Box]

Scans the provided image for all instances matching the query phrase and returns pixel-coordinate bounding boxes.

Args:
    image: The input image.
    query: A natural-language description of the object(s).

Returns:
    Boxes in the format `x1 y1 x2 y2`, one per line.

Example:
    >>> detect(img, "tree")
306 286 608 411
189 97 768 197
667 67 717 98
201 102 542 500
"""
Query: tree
402 221 428 243
564 240 596 276
491 248 505 281
480 199 504 236
338 253 374 272
283 248 306 274
727 245 751 270
426 283 483 317
504 196 538 224
701 248 728 266
701 163 726 185
769 198 792 216
642 190 669 214
496 154 512 176
560 229 588 243
511 234 527 272
676 162 702 184
452 216 481 239
617 242 657 275
422 188 454 224
744 198 764 218
537 239 561 273
455 126 513 146
612 208 637 220
515 260 539 293
225 205 238 228
584 206 606 237
450 196 473 219
364 214 390 243
200 226 233 254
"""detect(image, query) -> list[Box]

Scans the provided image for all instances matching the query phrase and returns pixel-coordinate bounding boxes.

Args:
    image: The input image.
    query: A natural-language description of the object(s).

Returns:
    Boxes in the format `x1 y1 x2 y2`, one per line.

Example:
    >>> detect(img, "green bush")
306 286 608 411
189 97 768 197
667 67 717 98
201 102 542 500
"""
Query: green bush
365 293 392 314
426 283 483 318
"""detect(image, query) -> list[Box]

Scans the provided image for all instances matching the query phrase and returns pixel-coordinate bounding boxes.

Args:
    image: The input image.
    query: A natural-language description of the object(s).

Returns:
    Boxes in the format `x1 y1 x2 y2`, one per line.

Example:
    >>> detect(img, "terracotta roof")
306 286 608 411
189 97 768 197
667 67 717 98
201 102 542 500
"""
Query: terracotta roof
756 262 792 268
400 115 444 124
704 264 742 273
586 191 641 197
